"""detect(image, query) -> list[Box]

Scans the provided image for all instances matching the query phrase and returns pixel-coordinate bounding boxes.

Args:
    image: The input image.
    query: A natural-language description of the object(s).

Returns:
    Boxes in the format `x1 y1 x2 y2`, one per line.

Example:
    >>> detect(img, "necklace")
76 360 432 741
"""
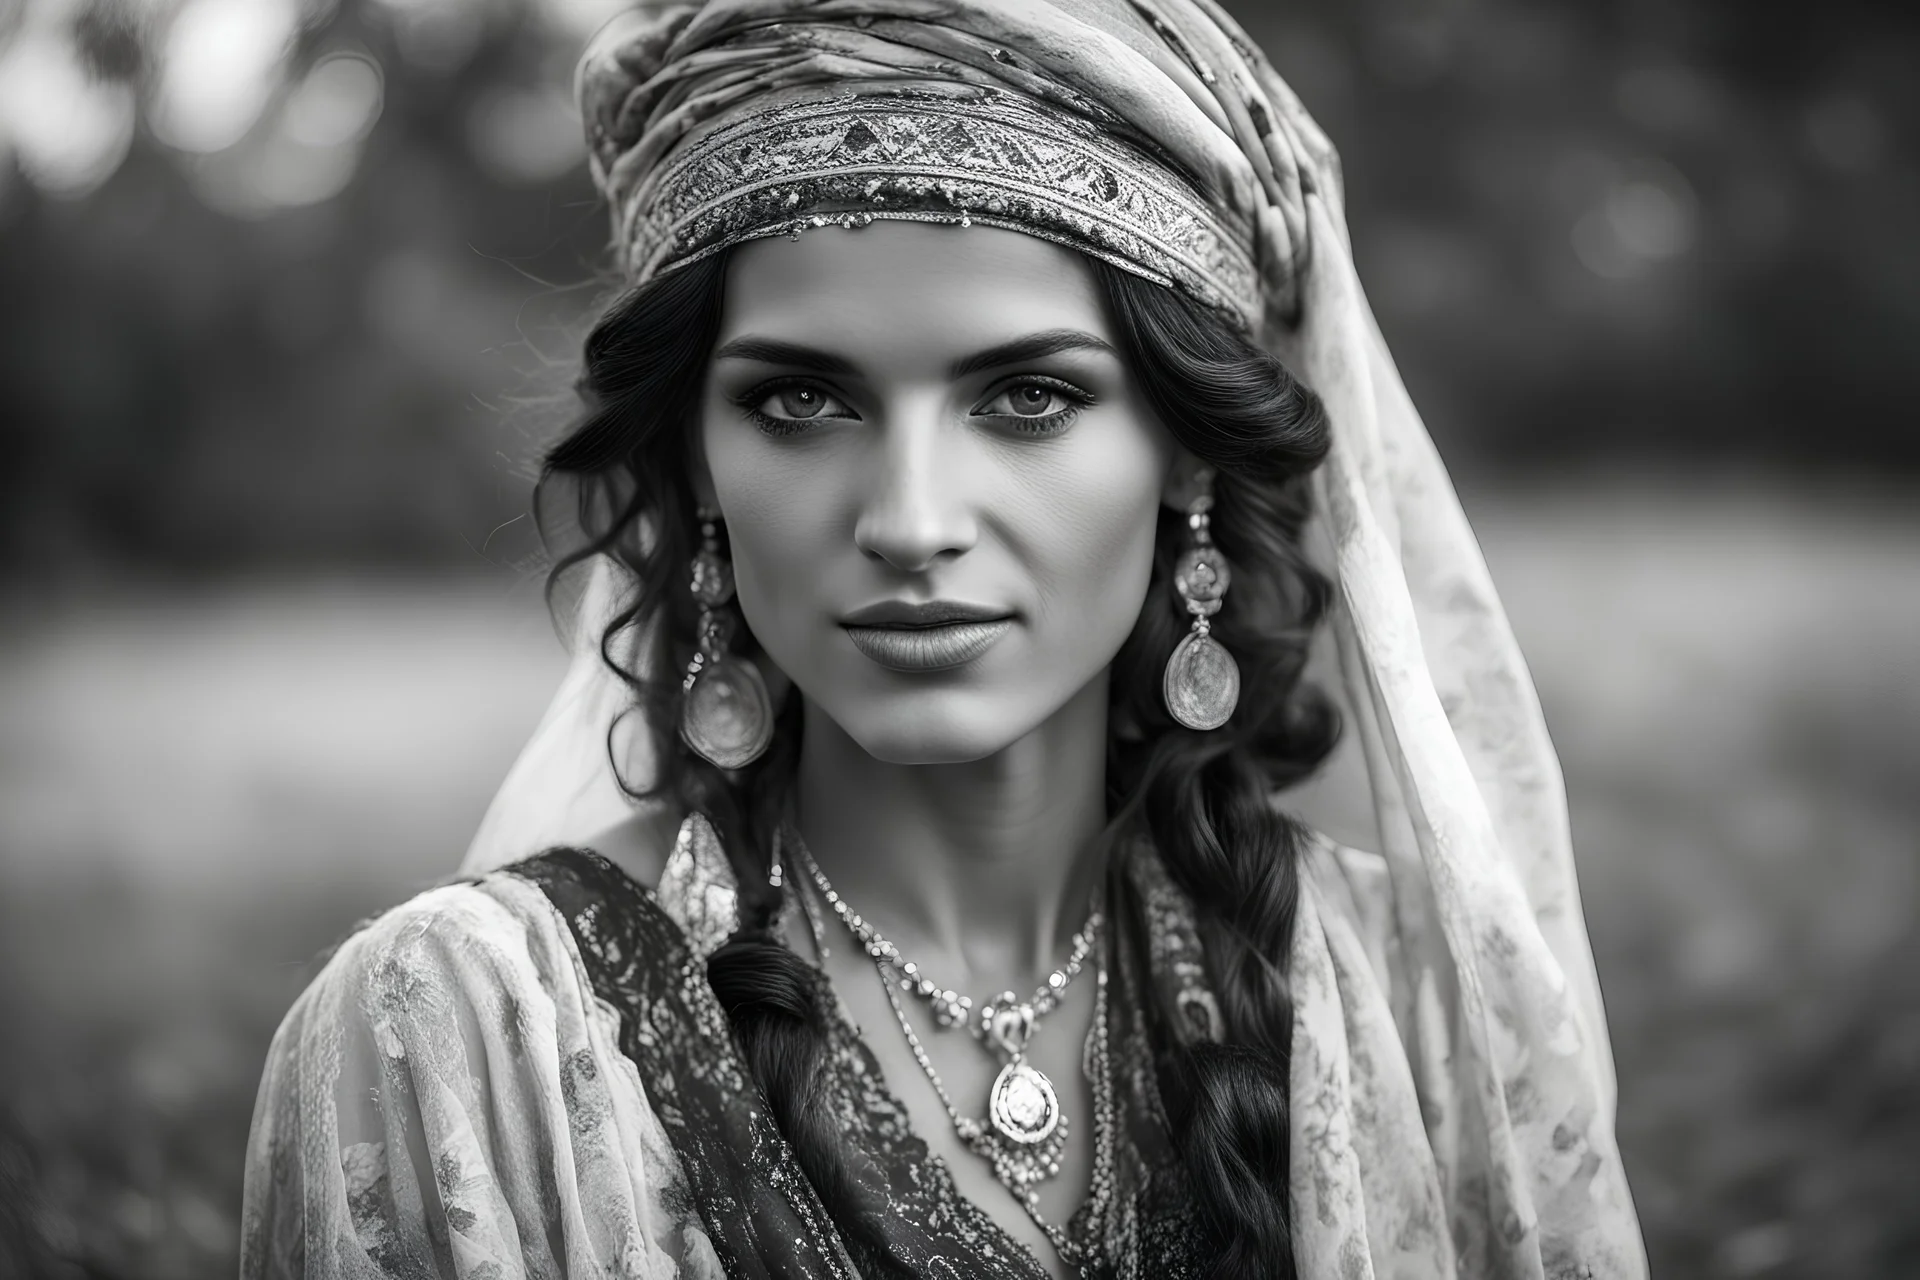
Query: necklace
804 848 1103 1042
879 943 1114 1266
781 825 1116 1266
785 827 1101 1150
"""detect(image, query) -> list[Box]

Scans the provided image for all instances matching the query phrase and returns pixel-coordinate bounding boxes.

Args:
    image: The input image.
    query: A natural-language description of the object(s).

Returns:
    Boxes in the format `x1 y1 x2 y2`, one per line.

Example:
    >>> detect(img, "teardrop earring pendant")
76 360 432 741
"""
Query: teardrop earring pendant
679 510 775 769
1162 469 1241 731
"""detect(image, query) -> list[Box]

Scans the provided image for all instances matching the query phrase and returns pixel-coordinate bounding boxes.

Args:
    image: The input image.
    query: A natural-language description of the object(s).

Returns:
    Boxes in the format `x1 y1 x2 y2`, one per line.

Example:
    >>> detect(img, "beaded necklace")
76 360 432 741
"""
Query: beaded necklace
779 822 1118 1269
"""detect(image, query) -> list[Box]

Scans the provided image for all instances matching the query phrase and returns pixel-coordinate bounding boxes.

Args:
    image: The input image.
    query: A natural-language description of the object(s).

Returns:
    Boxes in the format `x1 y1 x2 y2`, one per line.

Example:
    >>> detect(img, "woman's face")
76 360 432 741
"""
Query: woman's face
697 221 1179 764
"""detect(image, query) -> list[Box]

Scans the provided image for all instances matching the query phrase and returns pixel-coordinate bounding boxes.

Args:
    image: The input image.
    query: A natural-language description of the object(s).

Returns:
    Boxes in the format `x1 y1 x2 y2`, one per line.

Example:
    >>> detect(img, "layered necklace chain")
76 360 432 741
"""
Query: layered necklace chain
780 823 1115 1264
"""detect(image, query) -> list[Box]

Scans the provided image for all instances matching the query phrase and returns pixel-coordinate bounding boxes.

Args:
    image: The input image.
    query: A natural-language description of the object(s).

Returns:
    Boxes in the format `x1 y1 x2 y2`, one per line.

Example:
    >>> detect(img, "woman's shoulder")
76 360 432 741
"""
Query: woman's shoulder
347 867 550 943
290 808 723 1037
244 852 722 1279
278 867 584 1041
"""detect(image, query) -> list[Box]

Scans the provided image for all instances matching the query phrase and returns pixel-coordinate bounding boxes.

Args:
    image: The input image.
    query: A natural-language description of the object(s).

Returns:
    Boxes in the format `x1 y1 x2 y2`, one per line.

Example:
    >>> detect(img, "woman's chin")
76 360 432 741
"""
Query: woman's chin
827 695 1041 766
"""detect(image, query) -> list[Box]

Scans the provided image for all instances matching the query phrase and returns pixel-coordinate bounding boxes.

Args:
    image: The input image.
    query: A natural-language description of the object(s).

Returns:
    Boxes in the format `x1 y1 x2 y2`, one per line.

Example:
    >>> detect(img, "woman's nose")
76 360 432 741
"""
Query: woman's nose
852 410 978 573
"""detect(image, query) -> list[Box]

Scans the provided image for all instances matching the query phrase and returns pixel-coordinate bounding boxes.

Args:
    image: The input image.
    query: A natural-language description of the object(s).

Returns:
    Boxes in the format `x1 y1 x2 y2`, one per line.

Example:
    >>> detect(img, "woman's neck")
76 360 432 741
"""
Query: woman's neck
792 675 1111 986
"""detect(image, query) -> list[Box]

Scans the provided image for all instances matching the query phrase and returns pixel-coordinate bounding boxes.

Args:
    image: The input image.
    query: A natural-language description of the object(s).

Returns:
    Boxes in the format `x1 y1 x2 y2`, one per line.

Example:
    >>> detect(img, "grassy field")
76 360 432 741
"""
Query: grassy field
1 483 1915 1278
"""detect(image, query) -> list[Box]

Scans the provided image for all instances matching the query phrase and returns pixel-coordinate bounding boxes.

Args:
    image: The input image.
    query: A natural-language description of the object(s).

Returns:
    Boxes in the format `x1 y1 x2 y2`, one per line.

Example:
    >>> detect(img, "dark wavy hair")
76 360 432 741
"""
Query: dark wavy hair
538 246 1338 1278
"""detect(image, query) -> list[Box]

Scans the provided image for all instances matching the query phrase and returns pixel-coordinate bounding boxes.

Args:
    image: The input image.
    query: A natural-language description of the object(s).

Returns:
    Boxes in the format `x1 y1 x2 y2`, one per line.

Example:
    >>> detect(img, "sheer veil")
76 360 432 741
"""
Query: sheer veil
457 2 1644 1272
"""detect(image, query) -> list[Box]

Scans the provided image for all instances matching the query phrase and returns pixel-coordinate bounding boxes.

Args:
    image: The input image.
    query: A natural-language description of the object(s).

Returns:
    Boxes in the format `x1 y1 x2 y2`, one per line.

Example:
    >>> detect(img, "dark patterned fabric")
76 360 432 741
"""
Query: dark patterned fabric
509 846 1209 1279
506 848 858 1278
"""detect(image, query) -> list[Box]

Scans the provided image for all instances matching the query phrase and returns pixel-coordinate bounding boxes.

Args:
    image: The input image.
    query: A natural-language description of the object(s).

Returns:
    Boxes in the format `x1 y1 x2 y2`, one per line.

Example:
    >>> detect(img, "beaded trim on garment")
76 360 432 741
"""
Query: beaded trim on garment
619 87 1260 327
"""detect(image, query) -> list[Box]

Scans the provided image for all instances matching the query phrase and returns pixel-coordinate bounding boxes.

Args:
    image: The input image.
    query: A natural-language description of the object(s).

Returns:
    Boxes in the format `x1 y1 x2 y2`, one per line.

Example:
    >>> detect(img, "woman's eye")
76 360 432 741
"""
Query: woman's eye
741 381 856 433
987 383 1068 417
977 379 1090 431
758 384 845 420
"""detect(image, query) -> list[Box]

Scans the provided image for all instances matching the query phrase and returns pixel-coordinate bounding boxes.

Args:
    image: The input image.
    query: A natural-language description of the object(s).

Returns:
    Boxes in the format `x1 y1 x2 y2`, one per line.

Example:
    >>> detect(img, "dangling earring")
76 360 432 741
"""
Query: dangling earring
1162 468 1240 731
679 508 775 769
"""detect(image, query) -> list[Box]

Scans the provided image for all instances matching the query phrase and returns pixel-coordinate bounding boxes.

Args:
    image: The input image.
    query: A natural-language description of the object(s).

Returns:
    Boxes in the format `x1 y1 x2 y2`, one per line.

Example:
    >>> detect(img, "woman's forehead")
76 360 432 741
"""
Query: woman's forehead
716 220 1113 367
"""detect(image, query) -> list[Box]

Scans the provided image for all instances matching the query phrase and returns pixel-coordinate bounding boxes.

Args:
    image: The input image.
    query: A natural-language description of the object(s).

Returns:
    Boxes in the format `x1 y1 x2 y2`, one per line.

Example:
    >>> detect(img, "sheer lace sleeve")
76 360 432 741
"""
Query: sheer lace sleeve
240 872 723 1279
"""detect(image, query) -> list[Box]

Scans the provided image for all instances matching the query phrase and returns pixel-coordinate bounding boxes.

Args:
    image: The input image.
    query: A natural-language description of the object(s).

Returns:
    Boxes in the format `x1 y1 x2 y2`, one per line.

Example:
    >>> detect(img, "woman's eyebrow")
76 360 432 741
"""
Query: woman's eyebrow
711 329 1116 378
711 336 859 374
949 329 1117 378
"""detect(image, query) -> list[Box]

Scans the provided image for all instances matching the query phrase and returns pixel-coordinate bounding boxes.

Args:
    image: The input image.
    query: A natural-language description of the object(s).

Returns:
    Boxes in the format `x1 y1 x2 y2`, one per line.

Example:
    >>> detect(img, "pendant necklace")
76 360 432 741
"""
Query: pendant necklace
781 823 1115 1263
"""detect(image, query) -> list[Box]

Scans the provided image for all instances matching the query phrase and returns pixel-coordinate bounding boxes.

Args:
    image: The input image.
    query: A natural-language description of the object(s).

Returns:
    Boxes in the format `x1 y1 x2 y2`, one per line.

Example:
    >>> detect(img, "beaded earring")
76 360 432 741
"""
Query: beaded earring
1161 468 1240 731
679 509 775 769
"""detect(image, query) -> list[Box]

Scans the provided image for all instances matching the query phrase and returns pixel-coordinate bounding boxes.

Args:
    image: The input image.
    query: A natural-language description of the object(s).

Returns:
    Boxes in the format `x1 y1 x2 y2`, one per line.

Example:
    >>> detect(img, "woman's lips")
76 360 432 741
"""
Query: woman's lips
843 618 1013 672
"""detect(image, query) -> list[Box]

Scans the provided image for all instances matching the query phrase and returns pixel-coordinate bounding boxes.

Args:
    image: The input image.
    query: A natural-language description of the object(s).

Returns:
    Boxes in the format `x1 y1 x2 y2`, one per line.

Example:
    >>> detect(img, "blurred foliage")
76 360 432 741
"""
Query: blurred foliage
0 0 1917 576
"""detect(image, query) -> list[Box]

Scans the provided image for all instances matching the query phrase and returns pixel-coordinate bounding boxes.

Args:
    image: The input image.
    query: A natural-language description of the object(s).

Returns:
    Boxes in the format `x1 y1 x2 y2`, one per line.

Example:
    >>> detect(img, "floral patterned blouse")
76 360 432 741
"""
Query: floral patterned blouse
241 814 1643 1278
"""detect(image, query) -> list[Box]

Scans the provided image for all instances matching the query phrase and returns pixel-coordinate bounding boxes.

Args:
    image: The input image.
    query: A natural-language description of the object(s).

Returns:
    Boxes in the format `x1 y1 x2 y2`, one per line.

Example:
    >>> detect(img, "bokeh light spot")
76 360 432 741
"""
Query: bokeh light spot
152 0 299 154
1571 158 1698 279
0 29 137 198
283 51 384 149
466 86 584 185
1802 93 1888 175
371 0 487 74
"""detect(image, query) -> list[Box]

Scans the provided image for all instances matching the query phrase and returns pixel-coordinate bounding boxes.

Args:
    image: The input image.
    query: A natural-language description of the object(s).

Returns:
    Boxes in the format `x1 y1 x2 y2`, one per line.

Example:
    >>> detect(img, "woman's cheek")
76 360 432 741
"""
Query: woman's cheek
1046 433 1164 596
713 459 845 673
1018 472 1160 658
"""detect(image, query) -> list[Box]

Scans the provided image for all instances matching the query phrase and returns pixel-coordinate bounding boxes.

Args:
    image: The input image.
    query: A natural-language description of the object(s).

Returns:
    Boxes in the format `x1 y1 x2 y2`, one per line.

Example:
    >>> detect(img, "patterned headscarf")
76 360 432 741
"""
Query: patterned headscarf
574 0 1336 333
468 2 1649 1275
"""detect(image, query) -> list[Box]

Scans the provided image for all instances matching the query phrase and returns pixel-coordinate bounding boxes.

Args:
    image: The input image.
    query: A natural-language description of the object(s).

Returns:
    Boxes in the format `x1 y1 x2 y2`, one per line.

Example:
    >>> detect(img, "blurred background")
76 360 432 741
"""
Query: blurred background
0 0 1915 1275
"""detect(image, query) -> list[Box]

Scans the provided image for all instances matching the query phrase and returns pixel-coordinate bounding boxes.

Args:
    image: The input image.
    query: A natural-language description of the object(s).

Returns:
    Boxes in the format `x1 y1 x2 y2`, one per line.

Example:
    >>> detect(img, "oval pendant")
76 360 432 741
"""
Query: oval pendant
989 1060 1060 1145
680 655 775 769
1162 630 1240 730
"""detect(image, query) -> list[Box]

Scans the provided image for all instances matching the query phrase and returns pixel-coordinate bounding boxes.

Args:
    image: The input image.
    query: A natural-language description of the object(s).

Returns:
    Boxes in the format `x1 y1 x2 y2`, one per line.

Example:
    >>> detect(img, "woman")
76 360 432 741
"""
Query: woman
242 2 1646 1277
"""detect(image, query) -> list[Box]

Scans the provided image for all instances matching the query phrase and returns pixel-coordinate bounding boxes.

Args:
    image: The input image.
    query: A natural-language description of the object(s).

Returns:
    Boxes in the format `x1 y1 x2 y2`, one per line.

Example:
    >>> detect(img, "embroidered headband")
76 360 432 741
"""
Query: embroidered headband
619 85 1261 327
572 1 1341 336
